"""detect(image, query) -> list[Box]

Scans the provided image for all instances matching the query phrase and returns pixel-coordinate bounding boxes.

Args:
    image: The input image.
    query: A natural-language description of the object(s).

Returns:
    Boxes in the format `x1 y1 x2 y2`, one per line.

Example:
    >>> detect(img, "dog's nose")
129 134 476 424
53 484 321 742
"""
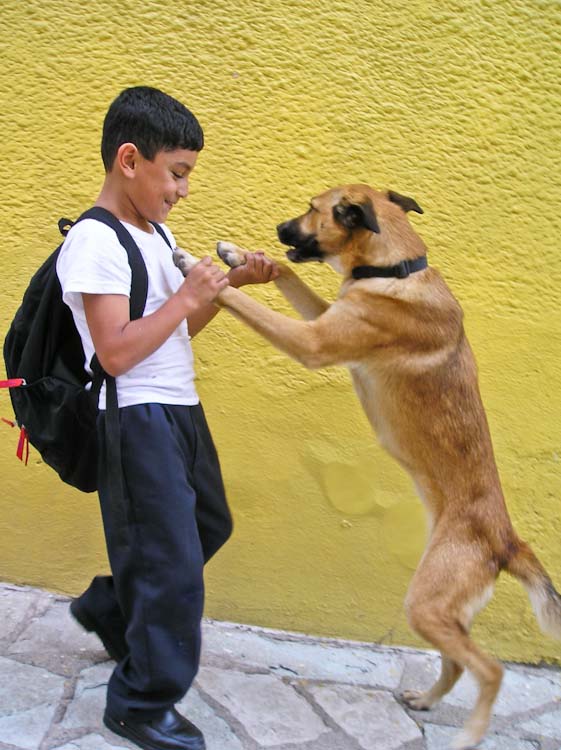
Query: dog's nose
277 221 293 242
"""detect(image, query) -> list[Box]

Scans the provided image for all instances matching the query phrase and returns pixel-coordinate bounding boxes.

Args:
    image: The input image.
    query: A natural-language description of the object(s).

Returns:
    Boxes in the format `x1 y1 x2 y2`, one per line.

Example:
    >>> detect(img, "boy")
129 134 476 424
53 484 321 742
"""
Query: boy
57 86 278 750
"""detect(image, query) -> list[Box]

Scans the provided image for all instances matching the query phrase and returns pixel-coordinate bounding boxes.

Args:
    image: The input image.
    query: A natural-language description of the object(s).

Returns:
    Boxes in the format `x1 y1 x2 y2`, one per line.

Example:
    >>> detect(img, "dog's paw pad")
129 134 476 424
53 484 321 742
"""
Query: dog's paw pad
216 241 247 268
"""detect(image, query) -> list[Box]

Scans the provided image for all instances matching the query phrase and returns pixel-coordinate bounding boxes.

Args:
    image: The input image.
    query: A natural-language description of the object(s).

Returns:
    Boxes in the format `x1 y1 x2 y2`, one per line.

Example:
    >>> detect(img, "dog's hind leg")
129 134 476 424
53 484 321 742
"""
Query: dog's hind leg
403 549 502 750
402 656 463 710
445 640 502 750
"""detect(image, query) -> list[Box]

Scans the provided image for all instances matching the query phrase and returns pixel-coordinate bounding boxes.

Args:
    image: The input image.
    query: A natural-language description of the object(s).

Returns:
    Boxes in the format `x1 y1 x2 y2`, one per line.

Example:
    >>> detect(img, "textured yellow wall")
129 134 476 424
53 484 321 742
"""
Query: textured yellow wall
1 0 561 664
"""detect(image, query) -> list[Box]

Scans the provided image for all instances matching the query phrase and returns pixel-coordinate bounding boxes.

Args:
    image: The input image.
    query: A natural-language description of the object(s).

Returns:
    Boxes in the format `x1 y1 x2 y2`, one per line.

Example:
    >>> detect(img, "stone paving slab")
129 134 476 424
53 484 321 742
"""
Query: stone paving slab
0 586 50 643
443 666 561 717
60 663 113 730
0 656 65 749
307 684 422 750
8 597 106 677
201 621 405 688
177 688 244 750
424 725 540 749
1 583 561 750
398 651 561 718
521 709 561 741
51 734 131 750
198 667 329 746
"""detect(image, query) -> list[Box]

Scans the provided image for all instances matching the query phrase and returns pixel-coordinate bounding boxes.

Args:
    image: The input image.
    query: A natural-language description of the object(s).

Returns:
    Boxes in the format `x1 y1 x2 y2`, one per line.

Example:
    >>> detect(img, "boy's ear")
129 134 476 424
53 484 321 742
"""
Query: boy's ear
116 142 139 176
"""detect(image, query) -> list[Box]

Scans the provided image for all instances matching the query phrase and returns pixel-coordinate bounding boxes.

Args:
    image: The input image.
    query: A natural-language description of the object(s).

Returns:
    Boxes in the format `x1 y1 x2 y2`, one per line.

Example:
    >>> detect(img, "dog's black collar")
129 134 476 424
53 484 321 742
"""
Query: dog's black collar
352 256 428 280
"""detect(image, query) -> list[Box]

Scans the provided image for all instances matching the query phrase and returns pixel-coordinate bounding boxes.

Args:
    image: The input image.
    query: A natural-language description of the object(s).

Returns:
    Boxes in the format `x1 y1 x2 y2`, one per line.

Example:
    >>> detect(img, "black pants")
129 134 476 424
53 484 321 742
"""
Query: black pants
77 403 232 719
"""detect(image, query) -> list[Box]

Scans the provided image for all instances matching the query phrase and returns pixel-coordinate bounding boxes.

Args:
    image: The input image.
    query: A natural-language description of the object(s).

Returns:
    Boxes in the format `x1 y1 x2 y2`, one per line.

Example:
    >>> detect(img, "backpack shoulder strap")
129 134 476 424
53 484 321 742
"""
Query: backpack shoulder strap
150 221 173 249
64 207 147 526
74 207 148 322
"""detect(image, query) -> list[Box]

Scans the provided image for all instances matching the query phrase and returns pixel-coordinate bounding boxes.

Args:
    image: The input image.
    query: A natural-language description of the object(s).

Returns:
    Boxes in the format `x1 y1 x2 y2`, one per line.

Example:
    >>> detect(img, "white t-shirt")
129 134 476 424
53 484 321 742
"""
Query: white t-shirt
56 217 199 409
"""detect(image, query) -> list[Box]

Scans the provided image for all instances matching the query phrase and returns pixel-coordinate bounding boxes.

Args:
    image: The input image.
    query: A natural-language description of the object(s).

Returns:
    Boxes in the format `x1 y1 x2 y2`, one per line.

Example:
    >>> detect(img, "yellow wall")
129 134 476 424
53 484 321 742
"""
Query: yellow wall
1 0 561 664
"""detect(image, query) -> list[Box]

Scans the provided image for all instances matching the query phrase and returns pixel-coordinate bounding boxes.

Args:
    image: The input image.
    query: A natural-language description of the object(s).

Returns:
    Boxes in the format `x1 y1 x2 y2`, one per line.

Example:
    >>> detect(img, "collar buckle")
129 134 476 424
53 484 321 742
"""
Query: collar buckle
395 260 410 279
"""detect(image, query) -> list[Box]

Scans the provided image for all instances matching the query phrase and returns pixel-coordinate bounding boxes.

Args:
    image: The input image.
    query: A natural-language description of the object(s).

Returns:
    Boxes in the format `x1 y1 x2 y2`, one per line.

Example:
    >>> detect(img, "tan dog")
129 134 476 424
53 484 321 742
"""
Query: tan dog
174 185 561 749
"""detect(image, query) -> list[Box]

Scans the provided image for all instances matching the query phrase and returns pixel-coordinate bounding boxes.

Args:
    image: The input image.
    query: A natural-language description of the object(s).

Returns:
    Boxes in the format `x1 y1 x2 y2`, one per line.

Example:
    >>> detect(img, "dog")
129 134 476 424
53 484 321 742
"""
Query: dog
173 184 561 749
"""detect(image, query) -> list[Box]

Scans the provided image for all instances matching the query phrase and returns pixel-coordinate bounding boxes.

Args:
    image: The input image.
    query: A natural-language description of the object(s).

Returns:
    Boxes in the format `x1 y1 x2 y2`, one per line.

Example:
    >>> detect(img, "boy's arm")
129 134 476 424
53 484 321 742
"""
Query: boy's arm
83 257 228 376
187 252 279 337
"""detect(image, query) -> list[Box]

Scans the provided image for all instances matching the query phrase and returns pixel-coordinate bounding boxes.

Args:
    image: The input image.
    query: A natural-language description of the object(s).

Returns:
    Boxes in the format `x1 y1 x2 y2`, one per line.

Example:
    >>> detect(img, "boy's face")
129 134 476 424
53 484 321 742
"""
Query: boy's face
127 147 199 225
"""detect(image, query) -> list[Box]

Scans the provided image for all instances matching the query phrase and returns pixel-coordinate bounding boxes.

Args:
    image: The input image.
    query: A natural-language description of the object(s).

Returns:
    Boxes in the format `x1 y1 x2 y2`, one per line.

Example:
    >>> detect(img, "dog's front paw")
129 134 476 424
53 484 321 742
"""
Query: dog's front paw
216 241 247 269
173 247 198 277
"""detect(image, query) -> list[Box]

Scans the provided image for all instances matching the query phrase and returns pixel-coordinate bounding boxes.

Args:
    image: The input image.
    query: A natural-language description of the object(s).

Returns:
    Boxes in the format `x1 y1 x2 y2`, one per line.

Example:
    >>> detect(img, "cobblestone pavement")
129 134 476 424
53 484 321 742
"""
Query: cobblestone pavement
1 582 561 750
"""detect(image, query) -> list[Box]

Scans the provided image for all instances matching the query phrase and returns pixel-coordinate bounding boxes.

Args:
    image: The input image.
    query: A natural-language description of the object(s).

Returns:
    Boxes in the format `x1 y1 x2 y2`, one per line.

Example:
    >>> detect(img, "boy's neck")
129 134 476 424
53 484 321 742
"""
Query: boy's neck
96 179 153 233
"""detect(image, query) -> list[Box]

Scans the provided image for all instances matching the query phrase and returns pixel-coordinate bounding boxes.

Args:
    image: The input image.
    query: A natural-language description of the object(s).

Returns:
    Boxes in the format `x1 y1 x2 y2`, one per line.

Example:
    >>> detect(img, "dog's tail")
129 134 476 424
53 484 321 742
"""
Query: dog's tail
506 540 561 639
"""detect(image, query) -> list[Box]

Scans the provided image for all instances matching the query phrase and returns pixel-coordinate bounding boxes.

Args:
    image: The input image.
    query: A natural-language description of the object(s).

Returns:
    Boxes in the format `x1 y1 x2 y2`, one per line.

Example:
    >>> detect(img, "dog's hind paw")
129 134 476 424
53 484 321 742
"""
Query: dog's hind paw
401 689 433 711
450 728 482 749
216 241 247 269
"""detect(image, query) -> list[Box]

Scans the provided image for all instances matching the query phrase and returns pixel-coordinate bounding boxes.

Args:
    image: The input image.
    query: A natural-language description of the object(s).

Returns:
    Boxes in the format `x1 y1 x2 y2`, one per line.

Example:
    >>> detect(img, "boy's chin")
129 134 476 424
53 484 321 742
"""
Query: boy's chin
147 206 171 224
159 203 174 221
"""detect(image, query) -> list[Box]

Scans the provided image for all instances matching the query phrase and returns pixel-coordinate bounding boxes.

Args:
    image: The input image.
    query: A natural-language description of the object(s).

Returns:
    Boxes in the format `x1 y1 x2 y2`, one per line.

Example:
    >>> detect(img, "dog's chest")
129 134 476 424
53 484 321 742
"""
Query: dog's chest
348 364 399 454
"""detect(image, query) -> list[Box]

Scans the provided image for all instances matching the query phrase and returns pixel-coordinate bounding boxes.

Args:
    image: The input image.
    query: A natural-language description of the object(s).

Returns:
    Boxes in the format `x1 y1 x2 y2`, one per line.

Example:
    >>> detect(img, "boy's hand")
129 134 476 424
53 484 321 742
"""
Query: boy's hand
227 252 280 288
178 257 229 309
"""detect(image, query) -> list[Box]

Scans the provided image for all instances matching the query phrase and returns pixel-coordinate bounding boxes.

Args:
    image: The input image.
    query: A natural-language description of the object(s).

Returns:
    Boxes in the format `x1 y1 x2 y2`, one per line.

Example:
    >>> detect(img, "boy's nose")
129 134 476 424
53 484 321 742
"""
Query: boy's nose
177 180 189 199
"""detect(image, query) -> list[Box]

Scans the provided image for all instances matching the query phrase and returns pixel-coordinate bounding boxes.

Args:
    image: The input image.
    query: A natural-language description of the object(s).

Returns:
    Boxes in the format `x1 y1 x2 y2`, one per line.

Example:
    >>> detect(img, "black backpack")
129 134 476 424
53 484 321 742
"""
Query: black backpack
2 206 171 493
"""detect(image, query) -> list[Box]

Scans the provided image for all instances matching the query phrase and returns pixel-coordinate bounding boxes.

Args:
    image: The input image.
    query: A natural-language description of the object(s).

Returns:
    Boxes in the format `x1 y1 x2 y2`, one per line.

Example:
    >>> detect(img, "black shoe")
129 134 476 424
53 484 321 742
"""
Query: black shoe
104 707 206 750
69 598 127 662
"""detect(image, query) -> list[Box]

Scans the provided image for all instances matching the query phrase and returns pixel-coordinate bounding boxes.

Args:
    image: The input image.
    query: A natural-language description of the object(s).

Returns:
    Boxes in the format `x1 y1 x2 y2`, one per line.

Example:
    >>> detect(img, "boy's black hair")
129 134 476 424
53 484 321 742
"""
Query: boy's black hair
101 86 204 171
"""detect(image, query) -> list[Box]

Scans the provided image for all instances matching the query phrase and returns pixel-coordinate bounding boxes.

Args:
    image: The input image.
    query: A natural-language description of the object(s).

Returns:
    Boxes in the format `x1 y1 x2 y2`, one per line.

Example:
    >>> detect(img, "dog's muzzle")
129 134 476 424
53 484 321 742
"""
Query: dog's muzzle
277 220 325 263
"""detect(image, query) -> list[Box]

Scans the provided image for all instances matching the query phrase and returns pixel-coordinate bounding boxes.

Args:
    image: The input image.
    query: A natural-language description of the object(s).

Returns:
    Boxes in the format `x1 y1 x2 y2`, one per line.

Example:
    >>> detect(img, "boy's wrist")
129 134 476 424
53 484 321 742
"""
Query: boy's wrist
226 254 279 287
226 267 256 288
171 290 199 318
227 273 243 289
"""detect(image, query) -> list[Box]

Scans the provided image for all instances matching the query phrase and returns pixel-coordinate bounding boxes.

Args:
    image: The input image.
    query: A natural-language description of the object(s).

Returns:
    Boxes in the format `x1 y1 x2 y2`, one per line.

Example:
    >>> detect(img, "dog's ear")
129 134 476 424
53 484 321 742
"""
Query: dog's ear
333 200 380 234
387 190 424 214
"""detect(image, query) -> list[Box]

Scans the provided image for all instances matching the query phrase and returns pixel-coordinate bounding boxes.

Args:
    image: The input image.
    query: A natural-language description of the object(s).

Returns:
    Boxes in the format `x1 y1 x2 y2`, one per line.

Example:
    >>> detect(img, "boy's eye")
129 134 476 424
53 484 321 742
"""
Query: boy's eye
172 172 184 179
